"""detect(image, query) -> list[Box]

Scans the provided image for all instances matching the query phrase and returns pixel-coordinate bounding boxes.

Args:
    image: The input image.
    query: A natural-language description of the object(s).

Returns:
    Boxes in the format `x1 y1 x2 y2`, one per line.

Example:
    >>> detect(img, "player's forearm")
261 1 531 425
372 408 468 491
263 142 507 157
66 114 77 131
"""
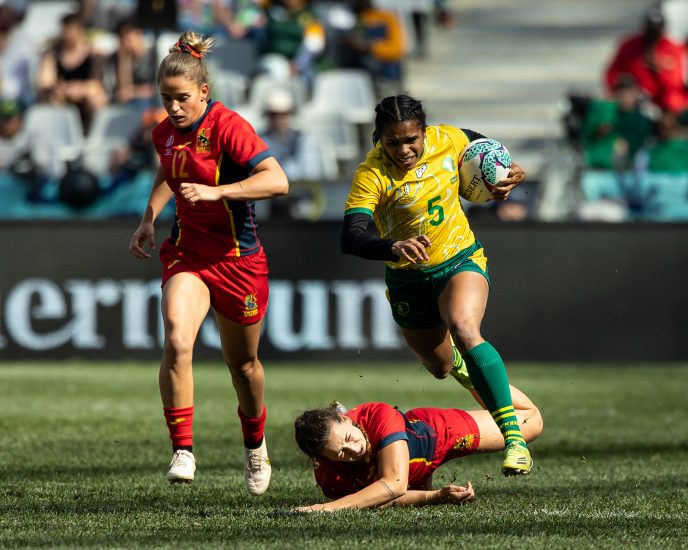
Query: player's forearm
219 168 288 201
341 213 398 261
315 479 407 511
386 489 441 507
142 168 173 223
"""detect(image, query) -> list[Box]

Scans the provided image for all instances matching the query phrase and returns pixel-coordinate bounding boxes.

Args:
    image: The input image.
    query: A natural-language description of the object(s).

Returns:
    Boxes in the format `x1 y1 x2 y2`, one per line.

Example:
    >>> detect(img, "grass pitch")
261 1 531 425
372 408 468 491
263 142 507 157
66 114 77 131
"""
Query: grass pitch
1 361 686 549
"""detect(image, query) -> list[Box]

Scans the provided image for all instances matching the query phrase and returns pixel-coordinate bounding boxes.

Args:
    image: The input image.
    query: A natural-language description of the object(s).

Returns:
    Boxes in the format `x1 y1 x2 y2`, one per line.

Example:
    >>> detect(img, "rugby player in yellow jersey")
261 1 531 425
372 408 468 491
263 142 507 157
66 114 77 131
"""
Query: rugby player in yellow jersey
341 94 534 476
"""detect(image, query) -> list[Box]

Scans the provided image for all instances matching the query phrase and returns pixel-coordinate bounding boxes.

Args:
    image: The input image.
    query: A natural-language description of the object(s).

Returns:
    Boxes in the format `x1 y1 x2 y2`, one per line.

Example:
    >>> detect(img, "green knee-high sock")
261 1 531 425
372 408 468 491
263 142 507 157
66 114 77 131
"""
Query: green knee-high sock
463 341 526 448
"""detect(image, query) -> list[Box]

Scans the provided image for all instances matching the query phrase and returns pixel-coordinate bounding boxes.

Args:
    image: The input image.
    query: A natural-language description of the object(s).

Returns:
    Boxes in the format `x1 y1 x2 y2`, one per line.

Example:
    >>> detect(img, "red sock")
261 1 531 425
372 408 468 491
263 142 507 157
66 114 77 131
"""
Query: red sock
163 406 194 449
237 405 266 449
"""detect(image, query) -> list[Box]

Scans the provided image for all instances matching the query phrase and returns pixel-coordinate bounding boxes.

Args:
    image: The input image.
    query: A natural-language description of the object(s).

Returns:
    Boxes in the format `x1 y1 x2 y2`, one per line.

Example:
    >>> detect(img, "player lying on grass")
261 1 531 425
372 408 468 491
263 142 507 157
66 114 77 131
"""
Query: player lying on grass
293 366 542 511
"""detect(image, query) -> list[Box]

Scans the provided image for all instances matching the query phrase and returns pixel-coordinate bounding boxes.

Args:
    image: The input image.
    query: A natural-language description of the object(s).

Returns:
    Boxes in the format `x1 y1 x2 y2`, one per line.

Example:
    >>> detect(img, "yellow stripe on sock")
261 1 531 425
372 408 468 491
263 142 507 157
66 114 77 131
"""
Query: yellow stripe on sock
493 410 517 423
491 405 515 418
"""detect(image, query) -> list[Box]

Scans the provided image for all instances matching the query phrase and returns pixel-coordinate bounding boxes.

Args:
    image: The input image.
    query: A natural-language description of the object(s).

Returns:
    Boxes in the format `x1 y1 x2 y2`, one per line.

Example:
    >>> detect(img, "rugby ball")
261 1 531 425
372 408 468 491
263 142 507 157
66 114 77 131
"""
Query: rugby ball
458 138 512 203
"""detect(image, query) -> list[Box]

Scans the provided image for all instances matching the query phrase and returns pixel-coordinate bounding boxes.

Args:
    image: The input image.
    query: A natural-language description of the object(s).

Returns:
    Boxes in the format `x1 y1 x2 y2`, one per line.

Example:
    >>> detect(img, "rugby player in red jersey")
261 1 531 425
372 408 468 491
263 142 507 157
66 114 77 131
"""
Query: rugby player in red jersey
129 31 288 495
293 375 542 511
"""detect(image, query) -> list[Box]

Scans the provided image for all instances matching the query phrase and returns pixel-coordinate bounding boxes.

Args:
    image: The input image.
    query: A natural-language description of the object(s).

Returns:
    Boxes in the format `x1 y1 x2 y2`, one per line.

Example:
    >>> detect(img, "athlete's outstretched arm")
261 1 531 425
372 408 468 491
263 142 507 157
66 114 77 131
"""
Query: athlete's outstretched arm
129 165 174 259
293 440 410 512
178 156 288 204
382 481 475 507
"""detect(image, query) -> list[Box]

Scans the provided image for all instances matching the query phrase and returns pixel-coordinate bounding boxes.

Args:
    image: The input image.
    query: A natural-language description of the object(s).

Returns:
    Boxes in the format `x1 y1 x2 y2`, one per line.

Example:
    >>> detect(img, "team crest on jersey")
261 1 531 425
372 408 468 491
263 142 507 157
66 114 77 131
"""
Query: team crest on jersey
454 434 475 450
164 135 174 155
394 182 420 206
393 302 409 317
441 156 456 173
415 163 427 178
196 128 211 153
243 294 259 317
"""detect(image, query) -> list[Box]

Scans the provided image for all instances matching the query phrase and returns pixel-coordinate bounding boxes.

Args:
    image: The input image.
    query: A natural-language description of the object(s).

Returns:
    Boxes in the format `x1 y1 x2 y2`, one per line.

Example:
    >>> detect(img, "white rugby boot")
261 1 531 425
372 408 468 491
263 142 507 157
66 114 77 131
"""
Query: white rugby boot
166 450 196 484
244 438 271 496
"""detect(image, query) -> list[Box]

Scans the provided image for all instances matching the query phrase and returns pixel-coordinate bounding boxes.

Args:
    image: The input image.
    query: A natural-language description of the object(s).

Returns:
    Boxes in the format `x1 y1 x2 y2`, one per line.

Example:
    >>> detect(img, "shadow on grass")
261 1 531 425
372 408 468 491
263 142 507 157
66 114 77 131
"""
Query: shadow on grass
4 508 686 549
534 440 688 459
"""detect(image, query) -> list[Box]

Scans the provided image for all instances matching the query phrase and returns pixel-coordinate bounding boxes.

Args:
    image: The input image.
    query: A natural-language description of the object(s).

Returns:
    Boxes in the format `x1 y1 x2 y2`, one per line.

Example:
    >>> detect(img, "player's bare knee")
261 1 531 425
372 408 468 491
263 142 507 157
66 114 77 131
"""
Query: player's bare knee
424 361 451 379
228 357 261 381
448 324 481 351
162 332 194 364
523 406 544 442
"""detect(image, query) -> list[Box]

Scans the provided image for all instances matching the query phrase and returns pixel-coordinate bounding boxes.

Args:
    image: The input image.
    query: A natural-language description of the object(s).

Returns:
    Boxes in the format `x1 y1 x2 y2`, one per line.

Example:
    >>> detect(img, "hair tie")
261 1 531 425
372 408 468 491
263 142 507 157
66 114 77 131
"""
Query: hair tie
175 40 202 59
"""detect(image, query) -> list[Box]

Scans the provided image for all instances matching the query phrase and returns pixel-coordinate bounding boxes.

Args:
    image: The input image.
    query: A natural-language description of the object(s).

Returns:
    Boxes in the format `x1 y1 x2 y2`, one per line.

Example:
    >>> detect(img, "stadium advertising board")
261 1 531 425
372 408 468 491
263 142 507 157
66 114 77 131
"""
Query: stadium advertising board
0 221 686 361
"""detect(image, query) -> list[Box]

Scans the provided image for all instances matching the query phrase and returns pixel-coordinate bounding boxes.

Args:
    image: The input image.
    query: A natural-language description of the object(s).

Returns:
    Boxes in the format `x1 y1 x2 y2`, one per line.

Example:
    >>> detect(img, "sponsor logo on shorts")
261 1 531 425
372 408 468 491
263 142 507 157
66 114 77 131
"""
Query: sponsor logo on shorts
454 434 475 450
244 294 259 317
393 302 409 317
196 128 211 153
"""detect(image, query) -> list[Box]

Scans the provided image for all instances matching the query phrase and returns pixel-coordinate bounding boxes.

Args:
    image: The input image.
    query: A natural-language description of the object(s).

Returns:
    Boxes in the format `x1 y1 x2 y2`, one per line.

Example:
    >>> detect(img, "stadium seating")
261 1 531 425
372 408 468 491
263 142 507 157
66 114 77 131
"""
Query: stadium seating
245 75 309 115
296 110 360 163
23 104 84 180
303 69 377 125
82 104 146 177
210 71 243 108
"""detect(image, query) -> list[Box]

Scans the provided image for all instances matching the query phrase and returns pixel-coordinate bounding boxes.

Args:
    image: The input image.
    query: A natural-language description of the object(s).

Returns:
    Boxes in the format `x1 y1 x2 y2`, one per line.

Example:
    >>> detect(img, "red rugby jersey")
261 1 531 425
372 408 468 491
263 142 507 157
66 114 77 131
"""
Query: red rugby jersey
152 100 272 258
313 402 441 499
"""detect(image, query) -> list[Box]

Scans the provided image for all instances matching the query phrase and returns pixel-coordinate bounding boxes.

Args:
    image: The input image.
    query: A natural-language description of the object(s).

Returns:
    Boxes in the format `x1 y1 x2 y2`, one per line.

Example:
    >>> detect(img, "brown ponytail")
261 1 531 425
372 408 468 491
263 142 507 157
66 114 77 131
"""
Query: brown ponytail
157 31 214 86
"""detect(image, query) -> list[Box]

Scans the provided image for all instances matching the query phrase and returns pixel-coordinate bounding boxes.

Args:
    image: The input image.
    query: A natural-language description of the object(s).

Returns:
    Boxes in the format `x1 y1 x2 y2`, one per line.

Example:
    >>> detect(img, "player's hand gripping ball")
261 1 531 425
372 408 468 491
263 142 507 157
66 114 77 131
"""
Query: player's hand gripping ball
458 138 512 203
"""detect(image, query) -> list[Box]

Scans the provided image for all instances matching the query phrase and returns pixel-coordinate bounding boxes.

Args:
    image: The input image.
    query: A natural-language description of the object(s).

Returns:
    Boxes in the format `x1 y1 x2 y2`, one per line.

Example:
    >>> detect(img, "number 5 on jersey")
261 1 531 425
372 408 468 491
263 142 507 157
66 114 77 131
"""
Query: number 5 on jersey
427 196 445 226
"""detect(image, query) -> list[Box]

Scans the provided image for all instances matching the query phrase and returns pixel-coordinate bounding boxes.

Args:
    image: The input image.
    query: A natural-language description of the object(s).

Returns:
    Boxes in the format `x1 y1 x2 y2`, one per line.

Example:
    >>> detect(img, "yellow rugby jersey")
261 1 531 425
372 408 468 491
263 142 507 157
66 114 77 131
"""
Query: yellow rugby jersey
345 124 476 270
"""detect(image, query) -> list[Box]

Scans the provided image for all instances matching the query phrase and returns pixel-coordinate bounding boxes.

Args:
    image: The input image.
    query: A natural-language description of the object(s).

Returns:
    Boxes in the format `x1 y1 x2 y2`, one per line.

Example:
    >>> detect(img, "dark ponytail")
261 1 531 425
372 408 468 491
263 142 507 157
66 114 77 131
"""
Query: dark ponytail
294 406 344 458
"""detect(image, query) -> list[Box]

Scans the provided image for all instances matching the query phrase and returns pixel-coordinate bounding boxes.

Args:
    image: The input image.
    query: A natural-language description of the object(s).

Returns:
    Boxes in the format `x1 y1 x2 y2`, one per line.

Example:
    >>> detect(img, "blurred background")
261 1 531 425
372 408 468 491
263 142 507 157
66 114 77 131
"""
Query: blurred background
0 0 686 363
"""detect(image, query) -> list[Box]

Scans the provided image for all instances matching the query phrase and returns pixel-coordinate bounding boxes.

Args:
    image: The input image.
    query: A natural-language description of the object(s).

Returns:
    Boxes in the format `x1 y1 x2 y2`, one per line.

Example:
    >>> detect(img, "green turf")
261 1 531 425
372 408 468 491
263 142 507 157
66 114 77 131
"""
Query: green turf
0 362 686 549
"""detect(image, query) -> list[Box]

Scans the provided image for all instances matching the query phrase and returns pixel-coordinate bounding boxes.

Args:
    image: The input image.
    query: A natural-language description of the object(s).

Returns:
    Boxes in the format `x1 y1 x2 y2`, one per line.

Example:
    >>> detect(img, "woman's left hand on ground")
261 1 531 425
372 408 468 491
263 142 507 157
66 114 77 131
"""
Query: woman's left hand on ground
492 162 526 200
291 504 330 513
436 480 475 505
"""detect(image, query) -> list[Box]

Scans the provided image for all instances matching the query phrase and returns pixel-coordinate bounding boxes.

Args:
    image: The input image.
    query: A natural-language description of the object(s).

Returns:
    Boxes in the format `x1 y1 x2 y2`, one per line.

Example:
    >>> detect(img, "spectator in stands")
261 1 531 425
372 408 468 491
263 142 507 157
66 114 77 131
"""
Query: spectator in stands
36 12 108 132
175 0 265 40
111 18 157 107
0 98 29 170
79 0 136 31
582 76 654 171
259 87 327 181
177 0 230 36
605 5 688 114
262 0 327 84
0 2 37 105
342 0 407 97
639 109 688 173
222 0 267 43
410 0 456 58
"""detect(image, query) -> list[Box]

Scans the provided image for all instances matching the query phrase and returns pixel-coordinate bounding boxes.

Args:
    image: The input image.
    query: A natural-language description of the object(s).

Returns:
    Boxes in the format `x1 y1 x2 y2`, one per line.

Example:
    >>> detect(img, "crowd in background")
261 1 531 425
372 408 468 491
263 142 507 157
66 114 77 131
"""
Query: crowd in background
1 0 457 218
1 0 687 221
567 3 688 221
